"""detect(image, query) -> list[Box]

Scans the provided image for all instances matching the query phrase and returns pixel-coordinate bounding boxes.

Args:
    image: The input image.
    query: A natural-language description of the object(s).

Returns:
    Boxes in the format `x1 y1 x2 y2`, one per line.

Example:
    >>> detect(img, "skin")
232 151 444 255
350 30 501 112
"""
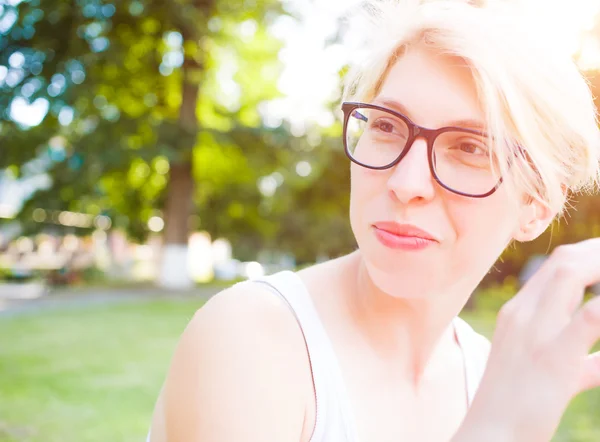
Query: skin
148 46 554 442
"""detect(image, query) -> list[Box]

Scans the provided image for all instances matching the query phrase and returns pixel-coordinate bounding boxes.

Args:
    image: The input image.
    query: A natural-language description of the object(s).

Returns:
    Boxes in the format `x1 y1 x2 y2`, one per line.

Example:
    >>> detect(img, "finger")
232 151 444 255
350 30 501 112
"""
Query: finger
531 273 585 338
531 240 600 323
557 295 600 358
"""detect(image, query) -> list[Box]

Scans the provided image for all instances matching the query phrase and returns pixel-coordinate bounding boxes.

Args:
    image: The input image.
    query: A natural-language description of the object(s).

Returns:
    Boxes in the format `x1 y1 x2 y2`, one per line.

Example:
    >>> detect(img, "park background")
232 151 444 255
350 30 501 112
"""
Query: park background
3 0 600 440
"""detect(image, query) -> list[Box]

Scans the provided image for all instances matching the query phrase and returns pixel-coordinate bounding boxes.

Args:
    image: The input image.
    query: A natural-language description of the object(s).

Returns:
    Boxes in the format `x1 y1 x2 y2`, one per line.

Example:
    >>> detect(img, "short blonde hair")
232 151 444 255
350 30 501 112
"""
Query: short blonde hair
342 0 600 216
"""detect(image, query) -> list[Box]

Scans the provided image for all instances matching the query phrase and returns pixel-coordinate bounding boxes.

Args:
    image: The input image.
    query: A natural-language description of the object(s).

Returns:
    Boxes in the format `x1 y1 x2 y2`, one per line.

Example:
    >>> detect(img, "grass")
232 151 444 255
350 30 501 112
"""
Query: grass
1 296 599 441
0 299 203 442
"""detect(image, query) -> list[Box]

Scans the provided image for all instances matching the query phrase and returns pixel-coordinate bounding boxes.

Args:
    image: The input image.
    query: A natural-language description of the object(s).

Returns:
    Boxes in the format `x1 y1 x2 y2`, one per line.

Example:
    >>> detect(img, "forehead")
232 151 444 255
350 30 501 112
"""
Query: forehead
374 47 485 130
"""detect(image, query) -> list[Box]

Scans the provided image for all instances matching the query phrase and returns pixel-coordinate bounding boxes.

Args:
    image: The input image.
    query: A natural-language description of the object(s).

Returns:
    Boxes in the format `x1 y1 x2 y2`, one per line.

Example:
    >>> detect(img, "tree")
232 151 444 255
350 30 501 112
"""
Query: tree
0 0 288 287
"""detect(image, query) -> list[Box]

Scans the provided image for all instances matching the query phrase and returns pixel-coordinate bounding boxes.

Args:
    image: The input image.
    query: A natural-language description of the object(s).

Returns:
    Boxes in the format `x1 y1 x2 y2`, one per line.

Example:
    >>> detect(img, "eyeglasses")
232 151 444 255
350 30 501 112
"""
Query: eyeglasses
341 102 505 198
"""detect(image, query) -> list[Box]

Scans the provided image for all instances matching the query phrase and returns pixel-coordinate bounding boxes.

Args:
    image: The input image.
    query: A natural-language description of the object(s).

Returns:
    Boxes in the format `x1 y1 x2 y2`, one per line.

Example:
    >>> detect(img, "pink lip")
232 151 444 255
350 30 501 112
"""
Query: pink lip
372 222 439 250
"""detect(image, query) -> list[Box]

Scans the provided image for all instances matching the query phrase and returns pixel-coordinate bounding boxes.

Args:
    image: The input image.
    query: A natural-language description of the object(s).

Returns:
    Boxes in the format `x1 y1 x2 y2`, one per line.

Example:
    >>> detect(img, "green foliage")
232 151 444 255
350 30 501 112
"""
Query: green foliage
1 0 357 262
0 0 290 243
0 0 357 262
5 1 600 268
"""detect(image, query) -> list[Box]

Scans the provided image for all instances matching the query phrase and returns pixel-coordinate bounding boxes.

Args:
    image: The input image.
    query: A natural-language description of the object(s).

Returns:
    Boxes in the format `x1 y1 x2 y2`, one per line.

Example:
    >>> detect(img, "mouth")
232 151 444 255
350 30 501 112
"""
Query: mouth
372 221 439 250
373 221 439 241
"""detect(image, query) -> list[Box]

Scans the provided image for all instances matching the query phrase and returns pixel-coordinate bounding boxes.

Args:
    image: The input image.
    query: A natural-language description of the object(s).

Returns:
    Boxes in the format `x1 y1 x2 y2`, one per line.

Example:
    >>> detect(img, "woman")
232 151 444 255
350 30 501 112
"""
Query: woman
149 1 600 441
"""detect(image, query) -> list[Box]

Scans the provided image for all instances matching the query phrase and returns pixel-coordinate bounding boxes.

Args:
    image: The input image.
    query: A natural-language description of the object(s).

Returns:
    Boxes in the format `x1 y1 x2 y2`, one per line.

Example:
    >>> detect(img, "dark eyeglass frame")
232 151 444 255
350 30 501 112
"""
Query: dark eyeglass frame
341 101 505 198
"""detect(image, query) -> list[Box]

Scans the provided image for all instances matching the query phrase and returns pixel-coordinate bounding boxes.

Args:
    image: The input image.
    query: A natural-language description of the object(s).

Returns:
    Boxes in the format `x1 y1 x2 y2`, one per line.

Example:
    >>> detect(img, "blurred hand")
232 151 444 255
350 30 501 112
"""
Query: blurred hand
455 238 600 442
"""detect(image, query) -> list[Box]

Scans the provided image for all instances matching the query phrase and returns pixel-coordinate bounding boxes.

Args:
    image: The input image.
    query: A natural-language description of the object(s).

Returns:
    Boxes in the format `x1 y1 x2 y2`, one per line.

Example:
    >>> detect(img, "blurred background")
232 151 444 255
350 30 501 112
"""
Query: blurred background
2 0 600 441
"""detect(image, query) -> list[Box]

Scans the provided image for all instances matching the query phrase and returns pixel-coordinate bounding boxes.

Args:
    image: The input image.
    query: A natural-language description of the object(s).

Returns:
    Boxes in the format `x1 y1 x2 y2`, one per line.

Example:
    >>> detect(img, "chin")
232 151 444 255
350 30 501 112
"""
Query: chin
360 249 441 300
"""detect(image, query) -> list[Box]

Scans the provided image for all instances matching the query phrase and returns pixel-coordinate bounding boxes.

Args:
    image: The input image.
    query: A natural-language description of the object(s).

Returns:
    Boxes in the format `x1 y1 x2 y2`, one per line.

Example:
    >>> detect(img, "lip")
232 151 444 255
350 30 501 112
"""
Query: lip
372 221 439 250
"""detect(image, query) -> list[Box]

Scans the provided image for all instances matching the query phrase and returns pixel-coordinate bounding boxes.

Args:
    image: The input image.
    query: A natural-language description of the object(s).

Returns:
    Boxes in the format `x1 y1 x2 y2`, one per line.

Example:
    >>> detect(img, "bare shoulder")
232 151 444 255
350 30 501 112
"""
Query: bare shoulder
149 281 314 442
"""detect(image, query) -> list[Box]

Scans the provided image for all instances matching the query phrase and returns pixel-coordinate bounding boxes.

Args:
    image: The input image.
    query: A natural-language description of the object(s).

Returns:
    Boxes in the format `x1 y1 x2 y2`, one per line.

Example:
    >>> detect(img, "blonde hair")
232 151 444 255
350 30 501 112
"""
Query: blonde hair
342 0 600 216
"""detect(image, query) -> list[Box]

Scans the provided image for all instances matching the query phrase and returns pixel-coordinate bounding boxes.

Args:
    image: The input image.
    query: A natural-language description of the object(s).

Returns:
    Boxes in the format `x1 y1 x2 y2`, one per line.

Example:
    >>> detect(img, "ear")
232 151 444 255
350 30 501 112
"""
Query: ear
512 197 556 243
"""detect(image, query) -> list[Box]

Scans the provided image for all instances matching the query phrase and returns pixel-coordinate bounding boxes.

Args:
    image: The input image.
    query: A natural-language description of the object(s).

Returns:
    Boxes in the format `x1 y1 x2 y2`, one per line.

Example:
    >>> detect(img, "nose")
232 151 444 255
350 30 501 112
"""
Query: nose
386 137 436 204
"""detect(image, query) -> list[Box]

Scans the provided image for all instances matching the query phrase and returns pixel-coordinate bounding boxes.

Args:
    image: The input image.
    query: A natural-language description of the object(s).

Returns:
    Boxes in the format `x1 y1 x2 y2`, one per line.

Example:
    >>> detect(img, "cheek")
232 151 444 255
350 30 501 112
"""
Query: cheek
349 165 364 233
350 165 388 223
350 164 389 200
447 193 517 259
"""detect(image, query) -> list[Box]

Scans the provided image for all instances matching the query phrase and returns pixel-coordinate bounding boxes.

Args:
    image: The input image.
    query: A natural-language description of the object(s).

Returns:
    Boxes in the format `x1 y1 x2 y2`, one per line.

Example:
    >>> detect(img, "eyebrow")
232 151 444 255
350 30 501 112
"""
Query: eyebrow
371 96 487 131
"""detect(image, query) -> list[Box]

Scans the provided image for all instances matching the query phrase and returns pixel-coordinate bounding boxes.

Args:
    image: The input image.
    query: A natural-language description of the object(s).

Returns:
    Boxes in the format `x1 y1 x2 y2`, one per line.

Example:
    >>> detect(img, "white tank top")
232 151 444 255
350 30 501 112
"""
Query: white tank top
252 270 491 442
147 270 491 442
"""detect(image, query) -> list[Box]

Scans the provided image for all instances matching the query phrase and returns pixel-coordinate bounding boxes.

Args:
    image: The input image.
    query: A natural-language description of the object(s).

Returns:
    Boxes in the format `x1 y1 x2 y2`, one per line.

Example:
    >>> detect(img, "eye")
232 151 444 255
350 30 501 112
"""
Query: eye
372 119 395 133
458 142 486 155
370 118 407 137
451 139 489 156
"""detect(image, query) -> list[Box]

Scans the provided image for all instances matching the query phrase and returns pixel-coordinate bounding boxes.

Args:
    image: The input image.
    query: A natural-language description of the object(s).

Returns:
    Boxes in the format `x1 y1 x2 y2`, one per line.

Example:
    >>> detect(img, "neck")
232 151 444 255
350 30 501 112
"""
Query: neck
342 252 467 386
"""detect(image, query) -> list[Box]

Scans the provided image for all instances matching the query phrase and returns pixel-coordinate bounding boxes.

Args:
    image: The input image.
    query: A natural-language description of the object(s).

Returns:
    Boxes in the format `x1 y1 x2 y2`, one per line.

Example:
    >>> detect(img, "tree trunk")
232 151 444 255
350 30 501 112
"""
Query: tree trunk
159 161 195 289
158 48 202 289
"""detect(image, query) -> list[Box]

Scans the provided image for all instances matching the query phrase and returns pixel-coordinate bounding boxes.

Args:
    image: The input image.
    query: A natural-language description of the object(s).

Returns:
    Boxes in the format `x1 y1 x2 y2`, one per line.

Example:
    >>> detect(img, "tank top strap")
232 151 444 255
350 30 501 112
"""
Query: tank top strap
250 270 360 442
452 315 491 406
